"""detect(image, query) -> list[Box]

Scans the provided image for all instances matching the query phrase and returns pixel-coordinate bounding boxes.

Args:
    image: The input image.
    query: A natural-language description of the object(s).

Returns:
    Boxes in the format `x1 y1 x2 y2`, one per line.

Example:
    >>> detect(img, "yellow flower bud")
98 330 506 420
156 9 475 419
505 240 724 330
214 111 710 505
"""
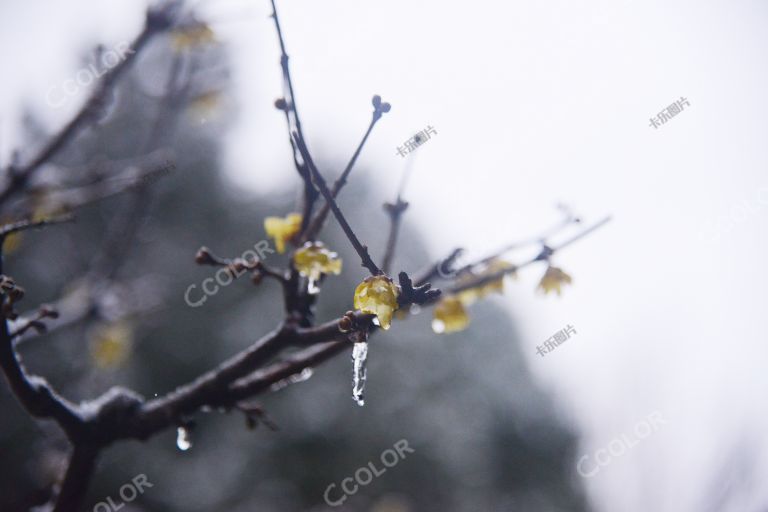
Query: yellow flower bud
431 295 470 334
456 258 515 305
171 24 216 51
293 242 342 294
353 275 399 330
89 321 133 369
537 265 572 296
264 213 302 254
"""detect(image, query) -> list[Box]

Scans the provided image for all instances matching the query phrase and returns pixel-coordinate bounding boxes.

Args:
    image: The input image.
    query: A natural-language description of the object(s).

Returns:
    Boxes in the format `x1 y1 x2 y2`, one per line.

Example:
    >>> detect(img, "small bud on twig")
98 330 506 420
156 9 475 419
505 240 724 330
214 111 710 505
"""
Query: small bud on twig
195 247 217 266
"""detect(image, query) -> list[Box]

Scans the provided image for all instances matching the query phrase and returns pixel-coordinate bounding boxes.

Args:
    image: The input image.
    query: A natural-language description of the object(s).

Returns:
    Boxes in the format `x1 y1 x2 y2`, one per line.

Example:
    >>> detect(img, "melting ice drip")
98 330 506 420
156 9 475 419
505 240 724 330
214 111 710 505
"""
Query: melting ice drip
176 426 192 451
351 341 368 406
307 278 321 295
270 367 314 392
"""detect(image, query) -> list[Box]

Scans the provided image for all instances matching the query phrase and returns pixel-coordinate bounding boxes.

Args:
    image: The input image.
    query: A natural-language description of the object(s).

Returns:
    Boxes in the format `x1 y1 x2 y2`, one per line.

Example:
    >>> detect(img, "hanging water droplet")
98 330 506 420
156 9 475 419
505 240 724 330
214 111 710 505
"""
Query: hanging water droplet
307 278 320 295
270 367 314 391
176 426 192 451
351 341 368 406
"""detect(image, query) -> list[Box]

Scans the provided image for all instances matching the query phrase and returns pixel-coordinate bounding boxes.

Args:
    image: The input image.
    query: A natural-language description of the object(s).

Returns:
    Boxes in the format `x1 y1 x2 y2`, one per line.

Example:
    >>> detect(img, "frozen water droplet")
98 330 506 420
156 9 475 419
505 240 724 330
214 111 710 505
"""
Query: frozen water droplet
409 304 422 315
351 341 368 406
431 319 446 334
307 278 320 295
270 367 314 391
176 426 192 451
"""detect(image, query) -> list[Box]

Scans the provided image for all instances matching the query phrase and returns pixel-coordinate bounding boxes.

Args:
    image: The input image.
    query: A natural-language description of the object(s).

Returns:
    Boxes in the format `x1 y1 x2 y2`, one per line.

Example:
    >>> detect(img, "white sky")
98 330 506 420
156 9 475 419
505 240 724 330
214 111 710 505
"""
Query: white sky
2 0 768 510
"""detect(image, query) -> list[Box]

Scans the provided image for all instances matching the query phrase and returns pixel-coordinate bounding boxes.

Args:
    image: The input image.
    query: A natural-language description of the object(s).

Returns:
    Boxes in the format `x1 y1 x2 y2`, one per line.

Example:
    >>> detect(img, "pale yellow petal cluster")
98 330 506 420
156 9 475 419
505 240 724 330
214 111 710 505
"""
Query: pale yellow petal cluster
293 242 342 290
431 296 470 334
89 321 133 369
171 24 216 51
456 258 516 305
353 276 399 330
537 266 572 296
264 213 302 254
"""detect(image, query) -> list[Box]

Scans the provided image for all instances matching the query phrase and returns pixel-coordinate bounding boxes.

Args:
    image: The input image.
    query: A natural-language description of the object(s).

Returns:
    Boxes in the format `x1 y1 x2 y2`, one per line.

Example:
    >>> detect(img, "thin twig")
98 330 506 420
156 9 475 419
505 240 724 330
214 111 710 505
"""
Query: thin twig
292 132 382 275
550 215 611 251
304 101 388 240
0 215 74 241
447 216 612 296
269 0 317 229
456 210 579 273
0 6 176 206
381 198 408 274
51 443 100 512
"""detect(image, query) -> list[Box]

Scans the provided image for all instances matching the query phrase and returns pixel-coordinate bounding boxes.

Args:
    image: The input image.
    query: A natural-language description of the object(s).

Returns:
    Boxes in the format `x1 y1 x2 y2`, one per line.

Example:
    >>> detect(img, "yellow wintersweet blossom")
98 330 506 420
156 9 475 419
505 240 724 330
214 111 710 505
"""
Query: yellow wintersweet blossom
538 265 572 296
432 295 470 334
264 213 302 254
293 242 342 293
89 321 133 369
353 275 400 330
171 24 216 51
189 91 221 119
456 258 516 305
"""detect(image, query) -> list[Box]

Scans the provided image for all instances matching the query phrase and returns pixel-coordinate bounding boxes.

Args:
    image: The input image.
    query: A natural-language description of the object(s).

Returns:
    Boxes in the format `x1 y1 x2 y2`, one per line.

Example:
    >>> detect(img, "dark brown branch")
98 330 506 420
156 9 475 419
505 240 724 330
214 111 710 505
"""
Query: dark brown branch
413 247 464 287
51 443 100 512
0 227 84 439
292 132 382 275
303 97 390 241
269 0 318 229
381 198 408 274
124 324 297 439
227 339 349 402
0 297 84 440
396 271 441 307
195 246 288 287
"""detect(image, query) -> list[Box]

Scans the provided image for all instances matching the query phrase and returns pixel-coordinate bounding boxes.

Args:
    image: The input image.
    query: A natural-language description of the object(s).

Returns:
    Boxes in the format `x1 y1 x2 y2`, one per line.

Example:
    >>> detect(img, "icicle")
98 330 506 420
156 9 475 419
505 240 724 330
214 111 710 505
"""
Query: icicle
269 367 314 392
351 341 368 406
176 426 192 451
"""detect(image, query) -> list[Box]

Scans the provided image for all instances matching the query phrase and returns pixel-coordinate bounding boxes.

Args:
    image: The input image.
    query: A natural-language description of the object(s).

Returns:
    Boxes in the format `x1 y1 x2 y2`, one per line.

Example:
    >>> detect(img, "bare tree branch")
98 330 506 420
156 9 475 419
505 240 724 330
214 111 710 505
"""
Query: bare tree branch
292 132 382 275
0 4 179 207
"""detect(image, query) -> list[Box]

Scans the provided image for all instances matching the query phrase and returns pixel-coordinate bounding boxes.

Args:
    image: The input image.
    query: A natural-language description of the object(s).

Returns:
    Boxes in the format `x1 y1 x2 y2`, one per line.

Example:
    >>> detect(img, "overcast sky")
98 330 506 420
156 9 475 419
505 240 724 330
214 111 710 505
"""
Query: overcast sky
2 0 768 510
